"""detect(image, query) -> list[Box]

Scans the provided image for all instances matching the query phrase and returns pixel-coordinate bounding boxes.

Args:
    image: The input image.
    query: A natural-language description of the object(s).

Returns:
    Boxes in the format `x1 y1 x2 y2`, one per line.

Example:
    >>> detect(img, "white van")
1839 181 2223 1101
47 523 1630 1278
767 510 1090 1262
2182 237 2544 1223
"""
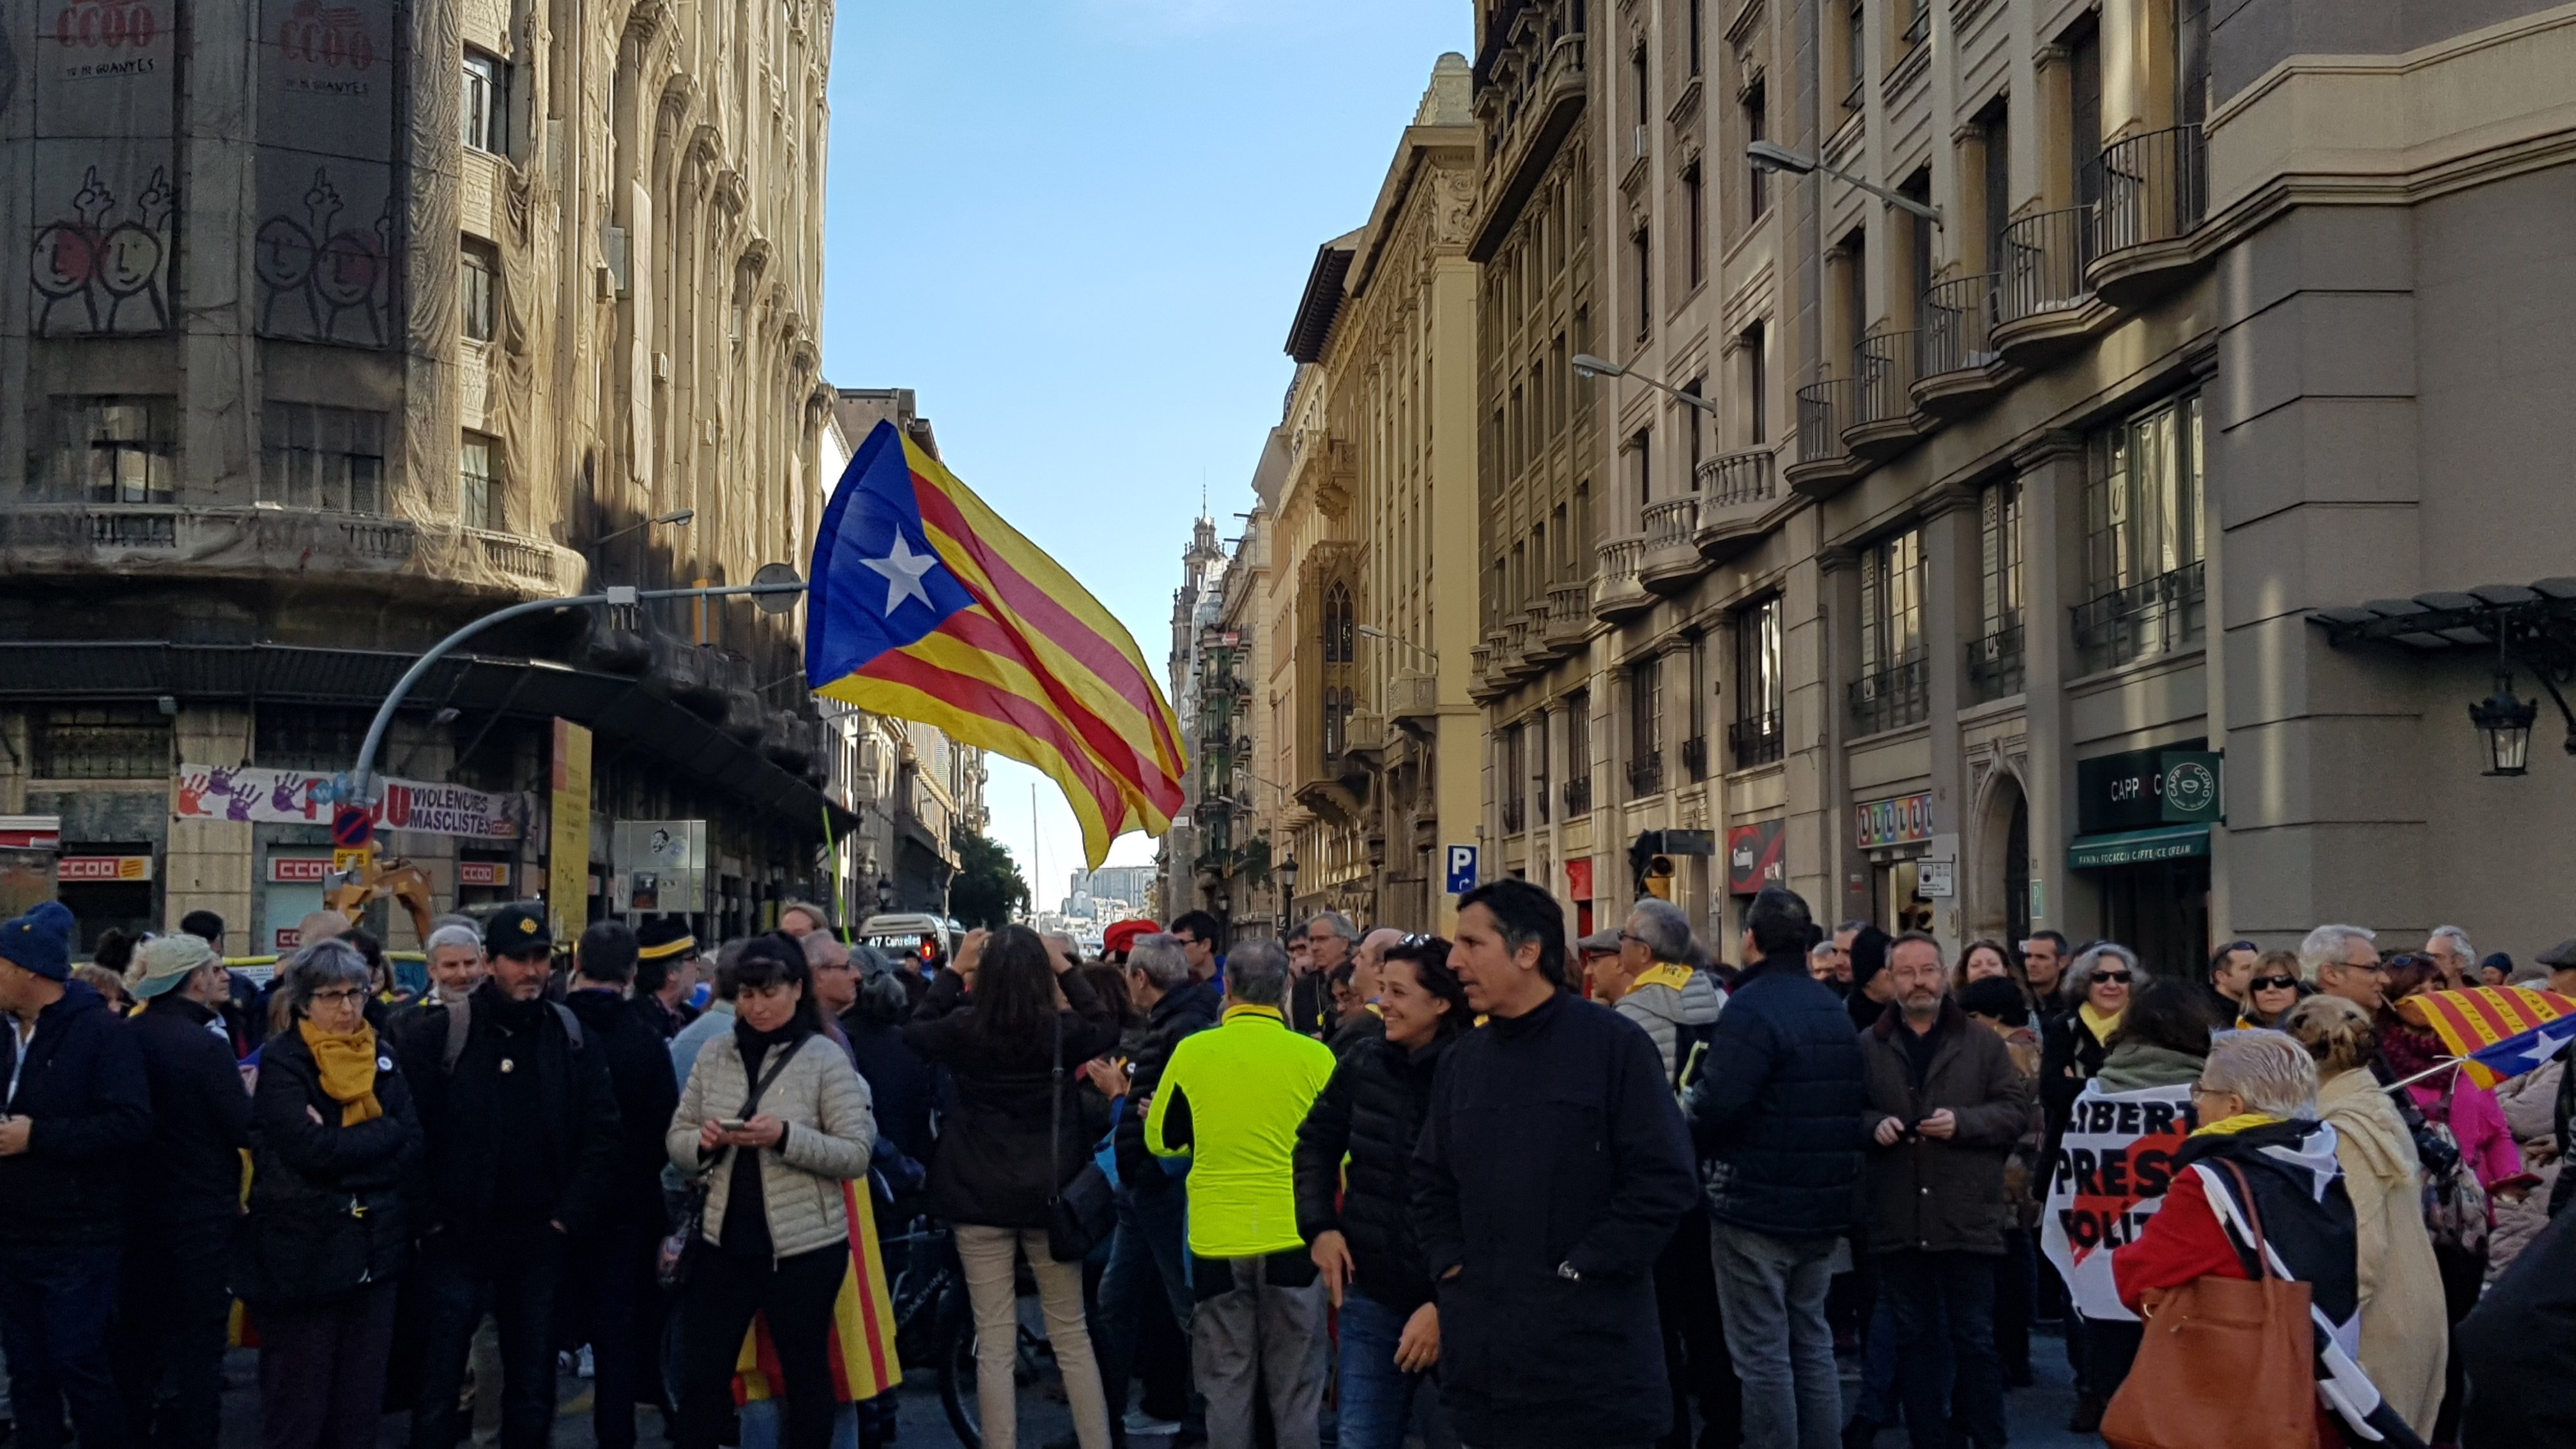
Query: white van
860 912 963 968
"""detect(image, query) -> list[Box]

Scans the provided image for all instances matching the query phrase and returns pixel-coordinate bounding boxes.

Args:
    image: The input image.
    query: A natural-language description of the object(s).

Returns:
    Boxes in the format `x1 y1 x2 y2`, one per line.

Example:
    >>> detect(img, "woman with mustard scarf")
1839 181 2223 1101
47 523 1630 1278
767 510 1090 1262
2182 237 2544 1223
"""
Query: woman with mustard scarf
240 939 423 1449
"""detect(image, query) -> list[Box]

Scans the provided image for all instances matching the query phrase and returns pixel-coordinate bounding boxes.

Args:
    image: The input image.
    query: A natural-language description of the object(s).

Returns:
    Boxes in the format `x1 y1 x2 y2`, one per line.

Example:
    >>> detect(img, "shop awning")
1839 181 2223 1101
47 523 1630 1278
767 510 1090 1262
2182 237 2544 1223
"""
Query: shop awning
2067 824 2210 870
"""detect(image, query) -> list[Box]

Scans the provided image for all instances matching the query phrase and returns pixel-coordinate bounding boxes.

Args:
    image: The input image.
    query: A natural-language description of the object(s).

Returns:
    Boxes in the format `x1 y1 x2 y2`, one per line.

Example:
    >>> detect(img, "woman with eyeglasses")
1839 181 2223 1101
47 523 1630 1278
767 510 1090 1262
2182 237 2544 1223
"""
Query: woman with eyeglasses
236 938 425 1449
2237 950 2308 1030
2035 942 2141 1433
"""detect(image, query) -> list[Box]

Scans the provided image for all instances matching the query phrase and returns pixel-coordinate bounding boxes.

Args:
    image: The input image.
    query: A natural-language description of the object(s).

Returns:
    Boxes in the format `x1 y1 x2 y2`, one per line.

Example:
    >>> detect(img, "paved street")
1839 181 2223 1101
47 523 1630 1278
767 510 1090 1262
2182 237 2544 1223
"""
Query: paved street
206 1322 2101 1449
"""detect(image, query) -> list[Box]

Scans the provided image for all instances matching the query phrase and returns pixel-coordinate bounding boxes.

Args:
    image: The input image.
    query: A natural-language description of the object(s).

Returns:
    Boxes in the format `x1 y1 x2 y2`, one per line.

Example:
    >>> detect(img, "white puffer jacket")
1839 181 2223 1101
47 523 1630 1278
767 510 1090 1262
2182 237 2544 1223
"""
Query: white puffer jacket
668 1029 877 1259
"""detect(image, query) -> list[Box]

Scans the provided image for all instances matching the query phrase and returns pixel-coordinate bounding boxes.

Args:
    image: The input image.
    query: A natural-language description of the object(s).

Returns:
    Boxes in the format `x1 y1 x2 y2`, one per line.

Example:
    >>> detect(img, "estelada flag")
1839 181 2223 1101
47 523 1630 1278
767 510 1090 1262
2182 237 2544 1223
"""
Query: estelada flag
733 1179 902 1406
808 421 1186 868
2400 986 2576 1088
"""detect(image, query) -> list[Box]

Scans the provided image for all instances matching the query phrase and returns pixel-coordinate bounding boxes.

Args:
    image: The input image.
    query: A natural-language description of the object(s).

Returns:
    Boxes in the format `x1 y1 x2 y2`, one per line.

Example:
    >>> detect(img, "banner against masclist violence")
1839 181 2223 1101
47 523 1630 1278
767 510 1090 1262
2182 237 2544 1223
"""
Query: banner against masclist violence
174 765 526 841
2039 1080 2201 1322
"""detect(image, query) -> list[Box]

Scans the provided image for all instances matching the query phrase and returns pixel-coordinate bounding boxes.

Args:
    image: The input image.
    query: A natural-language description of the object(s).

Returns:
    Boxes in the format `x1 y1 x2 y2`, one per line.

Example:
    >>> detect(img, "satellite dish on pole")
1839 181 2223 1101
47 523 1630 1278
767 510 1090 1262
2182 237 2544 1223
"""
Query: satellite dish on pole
752 562 804 614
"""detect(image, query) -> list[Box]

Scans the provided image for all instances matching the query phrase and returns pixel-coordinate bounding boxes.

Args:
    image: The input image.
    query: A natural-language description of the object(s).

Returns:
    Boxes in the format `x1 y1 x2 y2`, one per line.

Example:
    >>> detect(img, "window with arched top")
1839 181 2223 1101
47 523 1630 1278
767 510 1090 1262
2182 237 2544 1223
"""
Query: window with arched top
1322 581 1354 664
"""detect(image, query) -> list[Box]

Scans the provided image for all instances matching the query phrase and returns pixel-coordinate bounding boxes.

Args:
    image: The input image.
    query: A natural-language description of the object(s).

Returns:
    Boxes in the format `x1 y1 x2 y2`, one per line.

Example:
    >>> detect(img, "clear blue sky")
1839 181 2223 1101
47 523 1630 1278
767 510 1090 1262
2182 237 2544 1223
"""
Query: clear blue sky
820 1 1472 902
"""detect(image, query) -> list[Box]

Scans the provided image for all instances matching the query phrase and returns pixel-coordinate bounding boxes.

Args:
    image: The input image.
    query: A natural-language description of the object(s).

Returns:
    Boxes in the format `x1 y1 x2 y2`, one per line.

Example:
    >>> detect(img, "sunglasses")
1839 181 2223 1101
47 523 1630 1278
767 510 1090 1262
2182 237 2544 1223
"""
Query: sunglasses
2248 974 2300 992
2090 970 2133 985
1399 933 1436 948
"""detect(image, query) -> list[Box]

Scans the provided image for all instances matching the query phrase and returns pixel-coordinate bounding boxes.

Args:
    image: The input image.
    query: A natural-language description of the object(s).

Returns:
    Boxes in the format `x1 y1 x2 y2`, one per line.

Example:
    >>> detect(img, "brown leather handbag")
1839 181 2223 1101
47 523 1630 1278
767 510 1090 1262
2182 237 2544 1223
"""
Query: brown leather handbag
2101 1159 2319 1449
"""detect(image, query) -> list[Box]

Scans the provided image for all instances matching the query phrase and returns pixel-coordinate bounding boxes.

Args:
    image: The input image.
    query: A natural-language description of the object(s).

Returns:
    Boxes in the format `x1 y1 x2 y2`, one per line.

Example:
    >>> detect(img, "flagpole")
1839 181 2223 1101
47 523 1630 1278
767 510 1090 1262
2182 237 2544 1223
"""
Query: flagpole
2382 1057 2465 1094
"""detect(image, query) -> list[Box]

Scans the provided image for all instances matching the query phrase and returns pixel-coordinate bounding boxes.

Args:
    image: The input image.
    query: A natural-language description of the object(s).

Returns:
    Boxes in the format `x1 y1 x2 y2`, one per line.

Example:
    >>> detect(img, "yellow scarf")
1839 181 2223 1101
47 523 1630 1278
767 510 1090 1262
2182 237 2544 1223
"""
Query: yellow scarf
2191 1110 2283 1139
2078 1001 2125 1044
299 1018 385 1126
1630 963 1698 995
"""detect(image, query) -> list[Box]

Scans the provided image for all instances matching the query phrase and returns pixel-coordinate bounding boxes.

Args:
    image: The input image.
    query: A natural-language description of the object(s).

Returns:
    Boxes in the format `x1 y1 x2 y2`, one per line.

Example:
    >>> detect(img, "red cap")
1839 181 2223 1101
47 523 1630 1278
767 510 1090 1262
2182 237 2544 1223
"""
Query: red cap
1101 919 1160 957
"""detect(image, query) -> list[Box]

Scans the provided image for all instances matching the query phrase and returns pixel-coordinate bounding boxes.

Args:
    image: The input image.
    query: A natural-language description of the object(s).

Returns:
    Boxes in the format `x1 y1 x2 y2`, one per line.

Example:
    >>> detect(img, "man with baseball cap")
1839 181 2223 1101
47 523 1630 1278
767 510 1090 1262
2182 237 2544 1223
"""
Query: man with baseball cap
0 901 151 1449
397 903 620 1449
112 934 249 1449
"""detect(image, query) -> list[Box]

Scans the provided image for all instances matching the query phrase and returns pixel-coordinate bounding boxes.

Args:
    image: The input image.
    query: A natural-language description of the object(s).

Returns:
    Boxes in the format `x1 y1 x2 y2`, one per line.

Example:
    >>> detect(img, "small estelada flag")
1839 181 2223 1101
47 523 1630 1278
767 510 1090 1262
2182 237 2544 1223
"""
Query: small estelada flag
2399 986 2576 1088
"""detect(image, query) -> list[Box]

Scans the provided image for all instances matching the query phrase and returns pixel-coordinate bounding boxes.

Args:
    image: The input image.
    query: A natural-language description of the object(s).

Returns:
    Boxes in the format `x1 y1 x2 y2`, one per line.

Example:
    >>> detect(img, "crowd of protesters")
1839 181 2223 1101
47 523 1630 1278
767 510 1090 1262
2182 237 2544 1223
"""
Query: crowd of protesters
4 882 2576 1449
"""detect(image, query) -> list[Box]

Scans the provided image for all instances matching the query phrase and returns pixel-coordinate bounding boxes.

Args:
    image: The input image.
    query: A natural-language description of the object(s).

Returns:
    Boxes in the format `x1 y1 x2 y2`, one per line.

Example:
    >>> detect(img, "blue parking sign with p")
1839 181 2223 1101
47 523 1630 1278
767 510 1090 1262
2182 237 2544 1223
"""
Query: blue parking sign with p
1445 845 1478 896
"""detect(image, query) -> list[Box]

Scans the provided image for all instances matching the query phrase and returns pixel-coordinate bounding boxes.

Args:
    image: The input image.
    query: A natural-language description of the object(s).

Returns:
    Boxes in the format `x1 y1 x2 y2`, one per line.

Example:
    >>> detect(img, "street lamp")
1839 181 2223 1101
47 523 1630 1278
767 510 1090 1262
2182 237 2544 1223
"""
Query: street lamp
1571 355 1719 413
1356 624 1441 670
2471 674 2539 776
591 508 697 549
1277 853 1300 903
1747 141 1944 225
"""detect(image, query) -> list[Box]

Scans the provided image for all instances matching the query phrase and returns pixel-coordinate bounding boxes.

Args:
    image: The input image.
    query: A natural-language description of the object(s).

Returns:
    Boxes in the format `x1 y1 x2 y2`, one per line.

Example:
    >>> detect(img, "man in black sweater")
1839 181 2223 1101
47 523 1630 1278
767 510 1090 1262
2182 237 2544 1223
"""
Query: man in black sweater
398 905 619 1449
114 934 252 1449
1412 880 1698 1449
560 921 681 1449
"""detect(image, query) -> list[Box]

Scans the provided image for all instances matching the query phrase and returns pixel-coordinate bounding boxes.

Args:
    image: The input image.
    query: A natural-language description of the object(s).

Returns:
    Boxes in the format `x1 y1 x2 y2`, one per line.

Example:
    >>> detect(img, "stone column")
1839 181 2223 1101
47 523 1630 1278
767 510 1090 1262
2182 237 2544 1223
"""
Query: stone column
2015 431 2088 939
1920 486 1977 955
164 707 255 940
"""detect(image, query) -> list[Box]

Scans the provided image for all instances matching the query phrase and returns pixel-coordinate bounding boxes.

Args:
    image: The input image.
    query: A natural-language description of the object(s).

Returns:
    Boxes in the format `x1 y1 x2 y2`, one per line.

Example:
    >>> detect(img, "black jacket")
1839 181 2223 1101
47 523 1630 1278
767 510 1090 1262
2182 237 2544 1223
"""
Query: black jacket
564 987 680 1231
904 968 1122 1230
842 1010 937 1170
1112 977 1220 1192
1411 991 1698 1449
1289 969 1333 1038
2039 1008 2115 1166
1683 952 1869 1239
394 981 620 1251
1294 1031 1449 1314
0 980 151 1247
126 993 253 1235
236 1023 423 1305
1857 999 2032 1256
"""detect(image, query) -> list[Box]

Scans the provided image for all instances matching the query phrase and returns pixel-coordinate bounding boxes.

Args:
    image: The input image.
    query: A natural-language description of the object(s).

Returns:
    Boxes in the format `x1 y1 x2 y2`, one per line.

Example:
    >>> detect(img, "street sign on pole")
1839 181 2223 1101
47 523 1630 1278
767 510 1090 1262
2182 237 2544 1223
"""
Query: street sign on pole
331 806 374 850
1445 845 1479 896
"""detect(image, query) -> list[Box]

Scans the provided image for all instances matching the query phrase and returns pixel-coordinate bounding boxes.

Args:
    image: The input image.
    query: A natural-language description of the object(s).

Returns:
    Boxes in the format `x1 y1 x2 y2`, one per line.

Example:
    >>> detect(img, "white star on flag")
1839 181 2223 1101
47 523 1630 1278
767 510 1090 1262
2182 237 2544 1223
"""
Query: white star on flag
863 532 940 616
2517 1025 2575 1066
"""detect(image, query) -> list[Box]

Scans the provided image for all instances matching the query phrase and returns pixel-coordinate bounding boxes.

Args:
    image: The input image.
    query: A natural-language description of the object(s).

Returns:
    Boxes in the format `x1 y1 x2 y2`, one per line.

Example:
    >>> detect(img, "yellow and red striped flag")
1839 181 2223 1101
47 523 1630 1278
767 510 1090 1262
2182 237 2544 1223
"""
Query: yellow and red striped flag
2400 986 2576 1087
806 421 1185 866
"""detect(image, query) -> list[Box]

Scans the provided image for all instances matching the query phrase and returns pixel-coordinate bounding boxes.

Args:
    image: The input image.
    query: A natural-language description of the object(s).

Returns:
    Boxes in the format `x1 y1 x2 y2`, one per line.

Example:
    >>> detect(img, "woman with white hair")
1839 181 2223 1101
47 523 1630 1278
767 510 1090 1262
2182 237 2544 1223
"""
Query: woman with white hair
2110 1032 2429 1449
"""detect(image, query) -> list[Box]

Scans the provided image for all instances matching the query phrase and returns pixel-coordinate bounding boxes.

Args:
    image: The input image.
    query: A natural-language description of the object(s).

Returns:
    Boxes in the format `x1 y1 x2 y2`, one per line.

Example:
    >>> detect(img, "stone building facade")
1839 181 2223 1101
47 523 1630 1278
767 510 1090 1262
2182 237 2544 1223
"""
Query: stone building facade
1467 0 2576 972
0 0 844 952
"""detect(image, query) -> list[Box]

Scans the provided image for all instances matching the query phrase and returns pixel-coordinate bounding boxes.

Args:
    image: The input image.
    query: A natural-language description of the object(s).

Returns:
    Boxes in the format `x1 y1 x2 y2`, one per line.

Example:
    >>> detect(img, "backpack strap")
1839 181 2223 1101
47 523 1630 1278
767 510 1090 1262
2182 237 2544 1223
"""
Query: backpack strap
443 997 585 1075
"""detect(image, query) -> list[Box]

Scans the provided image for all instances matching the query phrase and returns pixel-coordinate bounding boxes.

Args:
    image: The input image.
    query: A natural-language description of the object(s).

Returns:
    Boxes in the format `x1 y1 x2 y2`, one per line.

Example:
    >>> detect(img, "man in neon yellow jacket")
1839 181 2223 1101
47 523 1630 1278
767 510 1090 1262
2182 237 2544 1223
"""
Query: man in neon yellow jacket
1146 937 1339 1449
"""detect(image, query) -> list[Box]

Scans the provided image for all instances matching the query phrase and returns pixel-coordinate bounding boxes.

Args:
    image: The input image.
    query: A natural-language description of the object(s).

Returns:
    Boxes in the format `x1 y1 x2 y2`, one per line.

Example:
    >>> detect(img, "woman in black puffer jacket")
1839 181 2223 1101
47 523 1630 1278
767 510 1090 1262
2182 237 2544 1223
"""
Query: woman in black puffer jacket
237 939 424 1449
1292 937 1467 1449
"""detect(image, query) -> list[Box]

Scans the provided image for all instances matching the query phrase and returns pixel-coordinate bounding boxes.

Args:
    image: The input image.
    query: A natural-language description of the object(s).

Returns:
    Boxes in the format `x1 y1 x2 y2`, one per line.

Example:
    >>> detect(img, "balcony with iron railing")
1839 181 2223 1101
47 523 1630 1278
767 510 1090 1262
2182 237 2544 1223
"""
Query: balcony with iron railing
1848 329 1924 456
1728 710 1784 769
1850 655 1930 735
2091 123 2208 305
1915 273 2002 414
1995 204 2097 354
1562 775 1593 817
1790 376 1865 496
1545 581 1594 649
1639 496 1705 592
1593 534 1653 622
1627 748 1664 799
1965 622 2025 704
2073 560 2205 675
1681 734 1709 782
1694 447 1783 562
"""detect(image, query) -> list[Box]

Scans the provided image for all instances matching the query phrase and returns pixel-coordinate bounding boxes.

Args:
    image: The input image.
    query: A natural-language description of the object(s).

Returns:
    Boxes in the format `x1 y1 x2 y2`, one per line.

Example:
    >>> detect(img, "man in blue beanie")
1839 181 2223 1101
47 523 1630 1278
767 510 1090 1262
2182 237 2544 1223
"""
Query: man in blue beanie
0 900 152 1449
